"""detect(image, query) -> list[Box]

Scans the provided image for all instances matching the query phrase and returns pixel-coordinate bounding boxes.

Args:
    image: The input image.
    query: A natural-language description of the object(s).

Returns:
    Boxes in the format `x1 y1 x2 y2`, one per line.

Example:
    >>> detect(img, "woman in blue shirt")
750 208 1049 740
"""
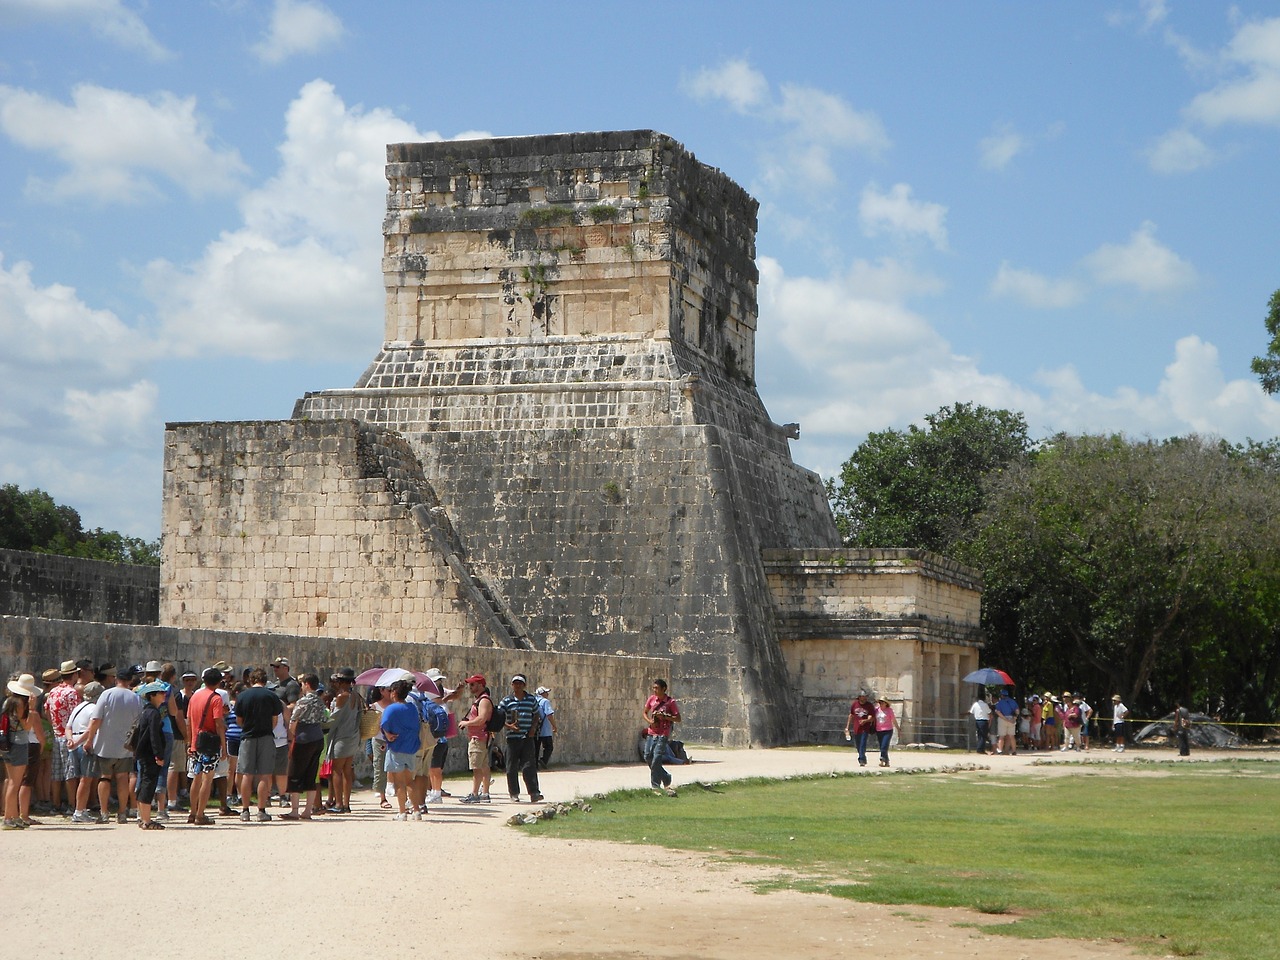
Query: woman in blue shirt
379 679 421 821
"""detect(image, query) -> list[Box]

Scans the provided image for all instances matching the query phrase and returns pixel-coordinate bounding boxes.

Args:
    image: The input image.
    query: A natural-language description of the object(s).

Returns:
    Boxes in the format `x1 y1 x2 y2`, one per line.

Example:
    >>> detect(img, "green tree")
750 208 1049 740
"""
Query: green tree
970 434 1280 717
0 483 159 565
1249 287 1280 393
827 402 1030 552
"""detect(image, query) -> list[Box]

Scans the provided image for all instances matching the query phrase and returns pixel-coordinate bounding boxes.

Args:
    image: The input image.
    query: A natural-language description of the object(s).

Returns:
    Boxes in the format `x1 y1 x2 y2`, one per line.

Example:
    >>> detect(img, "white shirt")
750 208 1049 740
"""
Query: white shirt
969 699 992 721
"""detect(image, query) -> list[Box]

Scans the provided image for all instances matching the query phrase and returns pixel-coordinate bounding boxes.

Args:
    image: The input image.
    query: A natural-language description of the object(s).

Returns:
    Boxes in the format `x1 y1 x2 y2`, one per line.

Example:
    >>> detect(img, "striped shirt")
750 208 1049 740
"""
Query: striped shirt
497 692 540 737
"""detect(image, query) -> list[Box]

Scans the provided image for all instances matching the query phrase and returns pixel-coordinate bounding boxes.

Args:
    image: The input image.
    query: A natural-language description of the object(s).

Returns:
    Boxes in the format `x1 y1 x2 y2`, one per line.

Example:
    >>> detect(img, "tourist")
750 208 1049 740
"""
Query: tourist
234 668 283 822
380 678 421 820
2 673 42 829
43 659 81 816
169 670 198 814
185 667 226 825
456 674 494 804
366 685 392 808
1111 694 1129 753
993 688 1018 755
498 674 543 803
424 668 458 804
1026 694 1042 751
133 681 169 830
282 674 326 820
874 696 900 767
1059 691 1082 751
1172 700 1192 757
223 679 242 810
1077 695 1093 751
641 678 681 797
267 657 301 706
324 667 361 814
1040 692 1058 750
96 665 143 824
534 685 557 769
969 693 992 755
844 690 875 767
66 681 105 823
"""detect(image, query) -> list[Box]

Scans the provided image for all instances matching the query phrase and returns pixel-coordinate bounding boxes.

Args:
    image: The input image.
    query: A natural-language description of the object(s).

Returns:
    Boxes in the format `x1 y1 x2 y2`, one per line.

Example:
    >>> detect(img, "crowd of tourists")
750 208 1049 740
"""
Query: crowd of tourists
966 689 1133 755
0 655 561 830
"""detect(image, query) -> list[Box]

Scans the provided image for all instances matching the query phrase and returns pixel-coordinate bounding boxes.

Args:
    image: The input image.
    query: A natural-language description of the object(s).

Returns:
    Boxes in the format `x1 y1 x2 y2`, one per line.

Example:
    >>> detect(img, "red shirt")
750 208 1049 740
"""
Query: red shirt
644 694 680 737
46 682 80 736
187 687 225 735
849 699 875 734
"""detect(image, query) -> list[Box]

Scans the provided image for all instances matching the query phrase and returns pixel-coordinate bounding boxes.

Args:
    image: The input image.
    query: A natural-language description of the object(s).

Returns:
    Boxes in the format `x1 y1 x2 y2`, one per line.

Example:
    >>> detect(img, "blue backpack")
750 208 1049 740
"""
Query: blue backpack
412 693 450 739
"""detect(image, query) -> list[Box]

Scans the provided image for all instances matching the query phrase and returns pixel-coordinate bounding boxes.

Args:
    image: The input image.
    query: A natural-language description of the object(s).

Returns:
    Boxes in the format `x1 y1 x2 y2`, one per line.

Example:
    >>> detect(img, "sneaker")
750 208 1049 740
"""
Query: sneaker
154 807 170 821
96 813 111 825
664 786 678 797
116 812 128 824
71 810 96 824
127 807 138 820
530 793 544 802
2 819 24 830
509 794 521 802
480 792 491 803
458 793 480 804
392 812 408 821
652 788 664 796
256 810 272 822
413 809 423 821
426 791 443 804
240 809 251 822
167 801 181 812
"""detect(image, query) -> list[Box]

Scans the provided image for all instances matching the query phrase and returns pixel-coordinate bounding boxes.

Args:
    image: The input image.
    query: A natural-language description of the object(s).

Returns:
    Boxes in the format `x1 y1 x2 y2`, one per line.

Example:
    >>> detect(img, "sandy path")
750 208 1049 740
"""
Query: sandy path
4 745 1243 959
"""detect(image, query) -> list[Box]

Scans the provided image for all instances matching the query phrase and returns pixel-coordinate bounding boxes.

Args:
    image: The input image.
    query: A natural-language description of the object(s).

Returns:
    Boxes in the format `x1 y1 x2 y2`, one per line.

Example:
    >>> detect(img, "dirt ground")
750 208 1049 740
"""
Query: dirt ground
3 744 1256 959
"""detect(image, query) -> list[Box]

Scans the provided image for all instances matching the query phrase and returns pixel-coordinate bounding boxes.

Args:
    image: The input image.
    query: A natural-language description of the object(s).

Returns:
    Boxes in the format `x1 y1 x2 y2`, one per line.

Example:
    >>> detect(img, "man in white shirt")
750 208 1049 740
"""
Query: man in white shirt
969 694 993 755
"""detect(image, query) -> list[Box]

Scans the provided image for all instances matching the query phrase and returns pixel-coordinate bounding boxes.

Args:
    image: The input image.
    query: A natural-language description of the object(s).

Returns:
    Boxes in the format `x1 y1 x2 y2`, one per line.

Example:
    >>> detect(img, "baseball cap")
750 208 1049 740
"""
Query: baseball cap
271 656 290 667
464 674 486 685
425 668 446 682
535 686 550 695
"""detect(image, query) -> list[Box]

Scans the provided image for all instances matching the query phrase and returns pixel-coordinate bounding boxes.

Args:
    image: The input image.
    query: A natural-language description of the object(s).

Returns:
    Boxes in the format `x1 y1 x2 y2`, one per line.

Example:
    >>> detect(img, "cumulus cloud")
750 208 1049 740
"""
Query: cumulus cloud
1185 17 1280 127
0 0 170 59
1147 127 1216 173
684 57 888 194
978 125 1027 171
143 79 467 361
756 258 1280 479
1083 221 1196 293
252 0 344 64
858 183 948 251
990 262 1083 309
0 83 247 202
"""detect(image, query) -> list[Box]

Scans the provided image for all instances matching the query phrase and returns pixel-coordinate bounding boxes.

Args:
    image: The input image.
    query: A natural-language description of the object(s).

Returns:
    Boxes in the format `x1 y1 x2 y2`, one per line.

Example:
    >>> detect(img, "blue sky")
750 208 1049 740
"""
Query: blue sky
2 1 1279 540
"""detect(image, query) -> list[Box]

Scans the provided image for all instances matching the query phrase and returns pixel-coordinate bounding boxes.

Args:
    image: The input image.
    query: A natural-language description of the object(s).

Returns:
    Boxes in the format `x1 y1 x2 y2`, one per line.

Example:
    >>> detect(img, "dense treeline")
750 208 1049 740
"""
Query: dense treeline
828 404 1280 724
0 484 160 566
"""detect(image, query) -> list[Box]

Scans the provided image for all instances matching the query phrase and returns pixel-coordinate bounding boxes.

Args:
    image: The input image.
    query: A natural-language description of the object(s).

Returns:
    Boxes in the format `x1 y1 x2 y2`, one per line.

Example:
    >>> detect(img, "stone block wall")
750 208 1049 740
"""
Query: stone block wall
0 548 159 625
0 614 666 768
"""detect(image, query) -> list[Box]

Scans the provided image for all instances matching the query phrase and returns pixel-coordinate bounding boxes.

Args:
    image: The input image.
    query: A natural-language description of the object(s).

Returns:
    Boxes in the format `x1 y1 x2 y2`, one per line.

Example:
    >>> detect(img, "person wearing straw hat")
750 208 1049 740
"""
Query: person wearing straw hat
1111 694 1129 752
44 660 81 816
3 673 43 829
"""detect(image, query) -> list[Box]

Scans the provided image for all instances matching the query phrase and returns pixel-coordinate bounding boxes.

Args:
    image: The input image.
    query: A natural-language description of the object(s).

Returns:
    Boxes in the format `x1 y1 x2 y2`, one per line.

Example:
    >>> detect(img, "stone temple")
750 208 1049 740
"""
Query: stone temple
161 130 983 746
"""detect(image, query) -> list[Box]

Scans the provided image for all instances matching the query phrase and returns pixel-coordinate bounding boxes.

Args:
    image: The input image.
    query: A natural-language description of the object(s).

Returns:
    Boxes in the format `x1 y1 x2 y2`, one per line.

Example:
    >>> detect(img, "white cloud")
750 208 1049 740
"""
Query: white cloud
1083 221 1196 293
858 183 948 251
978 125 1027 171
1147 127 1216 173
63 380 158 447
685 57 888 195
143 80 463 362
0 83 247 202
0 0 170 59
990 261 1083 309
1182 17 1280 127
757 259 1280 480
683 59 768 113
252 0 344 65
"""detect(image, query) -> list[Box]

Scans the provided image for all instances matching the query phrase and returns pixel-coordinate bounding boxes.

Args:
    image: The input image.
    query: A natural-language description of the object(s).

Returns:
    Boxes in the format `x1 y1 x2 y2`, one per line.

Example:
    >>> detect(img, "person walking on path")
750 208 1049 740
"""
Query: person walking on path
498 674 543 803
534 685 557 769
456 674 494 804
969 693 992 755
642 678 681 797
1111 694 1129 752
1173 700 1192 757
844 691 875 767
873 696 900 767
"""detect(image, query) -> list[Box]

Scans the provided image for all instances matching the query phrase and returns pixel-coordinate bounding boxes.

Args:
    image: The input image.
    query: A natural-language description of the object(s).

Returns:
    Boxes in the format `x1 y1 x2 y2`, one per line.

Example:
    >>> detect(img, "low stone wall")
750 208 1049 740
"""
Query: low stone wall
0 615 667 769
0 548 159 625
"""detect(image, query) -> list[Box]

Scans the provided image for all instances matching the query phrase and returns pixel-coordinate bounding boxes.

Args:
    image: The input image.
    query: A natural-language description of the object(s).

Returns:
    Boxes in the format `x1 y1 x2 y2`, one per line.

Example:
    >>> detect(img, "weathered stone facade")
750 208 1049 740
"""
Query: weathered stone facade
161 130 982 747
0 548 159 625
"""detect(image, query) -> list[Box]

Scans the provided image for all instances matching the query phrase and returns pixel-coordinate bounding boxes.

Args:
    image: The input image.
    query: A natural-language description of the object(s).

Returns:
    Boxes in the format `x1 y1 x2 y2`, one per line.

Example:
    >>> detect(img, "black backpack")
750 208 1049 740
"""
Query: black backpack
483 696 506 734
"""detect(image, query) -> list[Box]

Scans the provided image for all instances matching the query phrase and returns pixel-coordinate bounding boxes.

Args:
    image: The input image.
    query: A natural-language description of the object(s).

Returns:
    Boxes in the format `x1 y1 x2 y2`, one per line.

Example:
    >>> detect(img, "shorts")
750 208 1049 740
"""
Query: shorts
226 737 241 758
467 737 490 771
52 736 73 781
0 739 28 769
187 752 226 778
136 757 162 804
68 746 99 780
384 749 416 774
997 717 1016 737
327 737 359 760
273 743 289 776
98 755 133 778
237 736 277 777
414 744 432 778
430 740 449 770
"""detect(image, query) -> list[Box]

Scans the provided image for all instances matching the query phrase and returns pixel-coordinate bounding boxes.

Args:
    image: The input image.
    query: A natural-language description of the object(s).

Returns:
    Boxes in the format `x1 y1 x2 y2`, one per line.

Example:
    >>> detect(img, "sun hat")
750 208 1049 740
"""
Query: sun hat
81 681 105 703
60 660 78 675
210 661 230 672
7 673 43 697
464 674 486 686
535 686 550 695
41 668 61 685
1112 694 1122 701
331 667 356 683
145 660 163 673
137 681 167 697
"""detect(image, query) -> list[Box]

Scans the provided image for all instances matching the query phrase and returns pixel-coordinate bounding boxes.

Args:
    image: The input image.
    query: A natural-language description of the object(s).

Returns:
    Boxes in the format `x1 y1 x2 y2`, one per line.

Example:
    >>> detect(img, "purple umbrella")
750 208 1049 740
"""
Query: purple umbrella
354 667 440 696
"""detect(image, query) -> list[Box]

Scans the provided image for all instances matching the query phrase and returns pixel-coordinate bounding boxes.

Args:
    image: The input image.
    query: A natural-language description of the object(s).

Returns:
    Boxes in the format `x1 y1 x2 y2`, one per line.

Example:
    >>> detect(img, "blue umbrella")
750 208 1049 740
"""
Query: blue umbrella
962 667 1015 686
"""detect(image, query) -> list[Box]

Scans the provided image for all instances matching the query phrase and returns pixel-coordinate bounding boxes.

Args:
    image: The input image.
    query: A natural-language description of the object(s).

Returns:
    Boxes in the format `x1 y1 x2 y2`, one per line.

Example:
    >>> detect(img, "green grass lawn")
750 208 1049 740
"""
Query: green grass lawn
526 761 1280 960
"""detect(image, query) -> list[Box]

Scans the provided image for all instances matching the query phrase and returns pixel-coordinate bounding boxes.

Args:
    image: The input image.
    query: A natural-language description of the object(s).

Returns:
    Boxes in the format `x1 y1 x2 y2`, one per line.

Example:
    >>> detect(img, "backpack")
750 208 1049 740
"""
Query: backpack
124 713 143 753
483 696 506 734
422 699 450 739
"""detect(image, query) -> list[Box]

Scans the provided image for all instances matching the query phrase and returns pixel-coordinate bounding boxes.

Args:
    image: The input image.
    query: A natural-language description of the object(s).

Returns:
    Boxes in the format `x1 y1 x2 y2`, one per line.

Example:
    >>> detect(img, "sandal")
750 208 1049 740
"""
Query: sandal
139 820 165 830
279 812 300 820
194 815 216 826
379 797 392 809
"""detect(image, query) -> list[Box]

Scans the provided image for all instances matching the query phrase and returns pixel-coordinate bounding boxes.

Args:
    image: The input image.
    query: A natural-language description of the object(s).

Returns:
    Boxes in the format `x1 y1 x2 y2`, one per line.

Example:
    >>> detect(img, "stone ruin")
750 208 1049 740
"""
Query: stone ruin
161 130 984 746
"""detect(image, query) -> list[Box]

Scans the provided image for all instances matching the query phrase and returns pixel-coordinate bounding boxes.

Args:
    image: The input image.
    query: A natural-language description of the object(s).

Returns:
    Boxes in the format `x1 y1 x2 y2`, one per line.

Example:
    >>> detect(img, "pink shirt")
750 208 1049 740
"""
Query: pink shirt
644 694 680 737
874 704 896 732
